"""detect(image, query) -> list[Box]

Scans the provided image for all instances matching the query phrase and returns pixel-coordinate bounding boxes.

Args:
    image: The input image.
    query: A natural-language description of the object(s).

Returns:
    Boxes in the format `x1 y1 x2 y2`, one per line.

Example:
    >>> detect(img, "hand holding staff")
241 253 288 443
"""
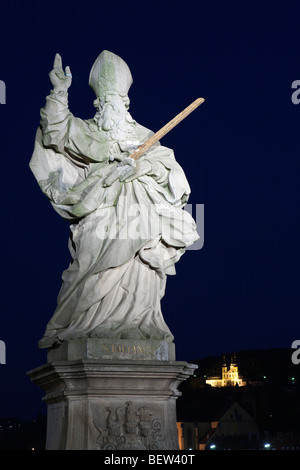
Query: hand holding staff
103 97 205 187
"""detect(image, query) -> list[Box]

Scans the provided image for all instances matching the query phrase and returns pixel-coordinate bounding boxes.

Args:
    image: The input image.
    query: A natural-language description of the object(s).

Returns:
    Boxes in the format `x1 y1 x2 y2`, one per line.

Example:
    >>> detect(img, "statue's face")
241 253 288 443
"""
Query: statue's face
94 93 130 132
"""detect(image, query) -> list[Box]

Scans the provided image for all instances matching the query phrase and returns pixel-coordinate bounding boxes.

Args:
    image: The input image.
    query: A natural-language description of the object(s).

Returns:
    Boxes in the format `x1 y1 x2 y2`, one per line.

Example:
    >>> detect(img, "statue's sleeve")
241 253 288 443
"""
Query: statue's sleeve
39 91 108 164
29 90 91 219
137 143 191 207
39 90 72 154
133 124 191 206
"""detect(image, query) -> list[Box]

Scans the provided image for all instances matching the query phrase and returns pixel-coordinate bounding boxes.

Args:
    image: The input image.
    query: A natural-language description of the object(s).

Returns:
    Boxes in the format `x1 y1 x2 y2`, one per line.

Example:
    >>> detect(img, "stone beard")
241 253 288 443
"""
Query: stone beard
29 50 199 349
93 93 134 136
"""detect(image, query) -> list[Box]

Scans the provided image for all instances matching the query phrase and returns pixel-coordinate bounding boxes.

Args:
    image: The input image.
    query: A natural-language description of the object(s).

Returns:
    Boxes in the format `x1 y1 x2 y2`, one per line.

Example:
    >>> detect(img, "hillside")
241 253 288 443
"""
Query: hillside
176 348 300 433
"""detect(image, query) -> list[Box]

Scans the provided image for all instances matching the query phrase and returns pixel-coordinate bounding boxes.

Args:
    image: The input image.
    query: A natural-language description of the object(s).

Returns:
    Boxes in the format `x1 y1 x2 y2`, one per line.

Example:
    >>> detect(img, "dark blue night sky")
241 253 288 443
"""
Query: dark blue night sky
0 1 299 419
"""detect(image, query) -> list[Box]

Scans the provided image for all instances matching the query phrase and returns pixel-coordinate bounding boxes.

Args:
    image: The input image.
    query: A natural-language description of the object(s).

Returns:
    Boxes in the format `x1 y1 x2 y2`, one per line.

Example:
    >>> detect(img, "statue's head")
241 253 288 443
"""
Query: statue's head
89 52 135 137
89 50 133 101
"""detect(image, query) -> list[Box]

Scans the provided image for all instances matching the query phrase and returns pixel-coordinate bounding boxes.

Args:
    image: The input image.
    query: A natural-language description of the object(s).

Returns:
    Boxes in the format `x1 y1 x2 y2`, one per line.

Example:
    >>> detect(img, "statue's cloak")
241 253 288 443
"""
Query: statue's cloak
30 93 199 346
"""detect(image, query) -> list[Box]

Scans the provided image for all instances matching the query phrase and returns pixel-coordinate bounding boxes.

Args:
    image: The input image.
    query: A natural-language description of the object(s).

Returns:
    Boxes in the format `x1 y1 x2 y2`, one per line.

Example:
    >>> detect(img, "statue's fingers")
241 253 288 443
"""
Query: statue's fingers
117 157 136 168
124 172 139 182
119 166 135 182
119 166 130 180
103 170 120 187
124 171 139 182
123 162 149 182
53 53 62 70
65 65 72 78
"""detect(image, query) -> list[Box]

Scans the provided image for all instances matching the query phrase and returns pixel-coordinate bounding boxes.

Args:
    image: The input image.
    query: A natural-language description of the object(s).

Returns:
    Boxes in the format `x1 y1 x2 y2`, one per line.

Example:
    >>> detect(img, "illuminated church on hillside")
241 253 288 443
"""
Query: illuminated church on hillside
206 354 246 387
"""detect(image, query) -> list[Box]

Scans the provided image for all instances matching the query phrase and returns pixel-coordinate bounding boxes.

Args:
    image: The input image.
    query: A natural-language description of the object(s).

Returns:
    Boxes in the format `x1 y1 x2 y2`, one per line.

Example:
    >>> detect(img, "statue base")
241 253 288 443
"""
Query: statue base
27 339 196 450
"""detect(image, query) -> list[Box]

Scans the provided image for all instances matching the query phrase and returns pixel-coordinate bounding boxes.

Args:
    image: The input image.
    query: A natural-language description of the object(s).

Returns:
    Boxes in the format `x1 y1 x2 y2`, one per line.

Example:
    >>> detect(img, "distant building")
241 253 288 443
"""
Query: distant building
205 354 246 387
177 401 259 450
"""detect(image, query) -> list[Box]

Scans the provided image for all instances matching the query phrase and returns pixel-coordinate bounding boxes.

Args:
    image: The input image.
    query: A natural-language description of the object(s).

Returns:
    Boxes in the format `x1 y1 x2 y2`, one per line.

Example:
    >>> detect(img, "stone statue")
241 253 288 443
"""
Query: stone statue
30 50 199 349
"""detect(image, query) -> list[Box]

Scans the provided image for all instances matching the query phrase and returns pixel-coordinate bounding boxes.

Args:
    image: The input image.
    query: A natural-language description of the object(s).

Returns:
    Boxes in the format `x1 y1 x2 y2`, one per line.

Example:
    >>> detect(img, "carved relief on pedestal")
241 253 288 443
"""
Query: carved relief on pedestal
93 401 164 450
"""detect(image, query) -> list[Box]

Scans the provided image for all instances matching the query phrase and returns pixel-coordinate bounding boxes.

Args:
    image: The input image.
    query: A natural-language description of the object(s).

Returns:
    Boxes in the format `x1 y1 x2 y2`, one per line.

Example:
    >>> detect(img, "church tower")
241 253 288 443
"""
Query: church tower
221 354 227 385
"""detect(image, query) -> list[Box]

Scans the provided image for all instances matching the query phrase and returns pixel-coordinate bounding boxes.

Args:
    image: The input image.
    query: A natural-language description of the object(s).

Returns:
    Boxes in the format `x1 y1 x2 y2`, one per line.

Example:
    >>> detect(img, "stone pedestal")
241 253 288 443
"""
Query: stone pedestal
27 339 196 450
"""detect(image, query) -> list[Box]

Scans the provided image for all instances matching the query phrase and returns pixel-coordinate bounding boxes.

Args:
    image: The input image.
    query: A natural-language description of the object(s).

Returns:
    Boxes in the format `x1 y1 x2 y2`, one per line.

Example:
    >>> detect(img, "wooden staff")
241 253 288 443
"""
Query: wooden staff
129 97 205 160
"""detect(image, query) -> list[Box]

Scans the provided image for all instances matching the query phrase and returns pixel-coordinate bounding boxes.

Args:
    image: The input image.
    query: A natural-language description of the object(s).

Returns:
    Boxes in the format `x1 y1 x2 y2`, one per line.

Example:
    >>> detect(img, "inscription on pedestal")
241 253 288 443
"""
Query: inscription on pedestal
47 338 175 362
102 343 155 356
87 339 175 361
93 401 164 450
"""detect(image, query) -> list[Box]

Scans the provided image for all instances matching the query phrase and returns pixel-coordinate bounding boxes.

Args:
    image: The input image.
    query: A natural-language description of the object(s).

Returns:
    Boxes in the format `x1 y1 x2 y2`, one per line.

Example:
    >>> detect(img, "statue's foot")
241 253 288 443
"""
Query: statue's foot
90 326 144 340
90 328 120 339
38 336 62 349
120 328 144 340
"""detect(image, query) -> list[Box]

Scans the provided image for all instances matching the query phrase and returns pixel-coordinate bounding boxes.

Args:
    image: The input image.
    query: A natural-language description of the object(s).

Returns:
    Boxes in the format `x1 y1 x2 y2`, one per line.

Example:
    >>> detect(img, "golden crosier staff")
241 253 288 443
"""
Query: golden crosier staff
128 97 205 160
